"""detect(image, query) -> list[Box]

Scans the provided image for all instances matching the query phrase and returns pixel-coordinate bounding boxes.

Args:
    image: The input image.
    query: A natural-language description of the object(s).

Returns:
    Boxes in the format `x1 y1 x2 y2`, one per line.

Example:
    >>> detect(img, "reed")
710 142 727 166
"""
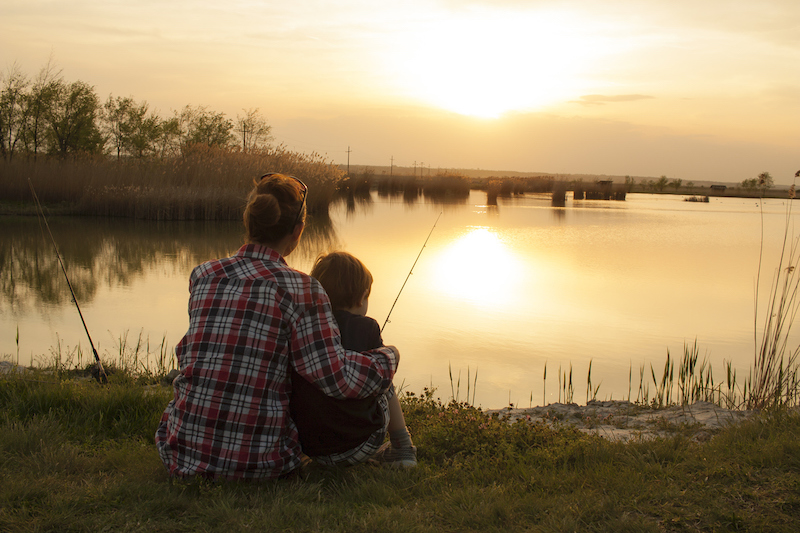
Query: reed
556 363 574 404
479 176 555 195
746 194 800 409
542 361 547 406
13 325 796 412
684 195 710 203
550 182 567 206
0 146 345 220
586 359 601 403
447 362 478 405
23 329 176 383
486 179 501 205
373 172 471 202
420 174 471 201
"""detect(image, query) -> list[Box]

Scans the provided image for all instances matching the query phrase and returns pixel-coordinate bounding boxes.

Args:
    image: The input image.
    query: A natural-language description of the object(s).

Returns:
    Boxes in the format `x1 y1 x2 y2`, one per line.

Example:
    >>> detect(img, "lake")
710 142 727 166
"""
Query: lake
2 191 798 408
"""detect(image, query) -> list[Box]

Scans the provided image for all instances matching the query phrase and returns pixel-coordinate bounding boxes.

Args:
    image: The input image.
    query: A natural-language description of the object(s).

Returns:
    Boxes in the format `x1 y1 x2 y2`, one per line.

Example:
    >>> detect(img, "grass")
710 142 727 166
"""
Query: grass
0 373 799 532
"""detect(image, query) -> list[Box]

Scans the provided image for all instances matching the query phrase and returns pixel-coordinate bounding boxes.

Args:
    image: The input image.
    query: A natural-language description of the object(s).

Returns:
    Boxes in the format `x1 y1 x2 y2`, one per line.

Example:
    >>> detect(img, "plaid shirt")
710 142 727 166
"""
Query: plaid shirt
155 244 397 479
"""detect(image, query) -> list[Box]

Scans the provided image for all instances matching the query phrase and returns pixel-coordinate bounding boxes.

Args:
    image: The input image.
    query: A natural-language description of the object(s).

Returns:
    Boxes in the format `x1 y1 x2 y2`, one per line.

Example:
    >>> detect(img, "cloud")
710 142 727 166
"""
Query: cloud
571 94 655 106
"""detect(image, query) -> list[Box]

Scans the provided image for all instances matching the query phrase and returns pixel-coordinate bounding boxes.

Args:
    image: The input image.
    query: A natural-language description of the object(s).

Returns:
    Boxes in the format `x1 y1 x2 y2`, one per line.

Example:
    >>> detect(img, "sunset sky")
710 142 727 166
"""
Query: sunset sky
2 0 798 183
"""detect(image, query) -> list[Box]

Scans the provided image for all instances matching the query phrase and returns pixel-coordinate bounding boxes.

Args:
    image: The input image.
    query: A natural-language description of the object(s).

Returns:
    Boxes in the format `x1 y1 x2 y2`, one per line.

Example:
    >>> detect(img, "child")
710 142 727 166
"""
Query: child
290 251 416 467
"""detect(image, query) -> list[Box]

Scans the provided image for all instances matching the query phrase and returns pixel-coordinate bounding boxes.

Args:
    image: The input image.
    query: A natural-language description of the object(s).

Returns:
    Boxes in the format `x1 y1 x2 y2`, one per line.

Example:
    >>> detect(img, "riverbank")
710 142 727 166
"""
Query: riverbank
1 372 798 532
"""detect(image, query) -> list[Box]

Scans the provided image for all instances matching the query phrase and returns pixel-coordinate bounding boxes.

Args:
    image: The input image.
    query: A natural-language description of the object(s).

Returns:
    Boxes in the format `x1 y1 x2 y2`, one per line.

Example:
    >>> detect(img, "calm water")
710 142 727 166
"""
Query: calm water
2 192 798 408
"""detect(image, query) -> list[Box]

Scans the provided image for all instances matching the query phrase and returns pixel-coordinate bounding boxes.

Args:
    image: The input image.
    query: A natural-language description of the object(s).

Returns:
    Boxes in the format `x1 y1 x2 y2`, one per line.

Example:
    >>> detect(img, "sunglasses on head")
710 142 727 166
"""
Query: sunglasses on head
259 173 307 228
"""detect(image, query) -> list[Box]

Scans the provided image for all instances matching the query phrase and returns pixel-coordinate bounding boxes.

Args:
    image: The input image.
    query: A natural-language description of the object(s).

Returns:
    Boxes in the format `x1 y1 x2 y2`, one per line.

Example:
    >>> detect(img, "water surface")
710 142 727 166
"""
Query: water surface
2 192 797 408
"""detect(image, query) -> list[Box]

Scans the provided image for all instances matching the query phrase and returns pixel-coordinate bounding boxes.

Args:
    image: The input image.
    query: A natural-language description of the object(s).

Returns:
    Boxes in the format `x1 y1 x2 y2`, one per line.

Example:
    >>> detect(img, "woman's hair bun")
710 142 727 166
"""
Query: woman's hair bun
243 173 305 246
246 192 281 228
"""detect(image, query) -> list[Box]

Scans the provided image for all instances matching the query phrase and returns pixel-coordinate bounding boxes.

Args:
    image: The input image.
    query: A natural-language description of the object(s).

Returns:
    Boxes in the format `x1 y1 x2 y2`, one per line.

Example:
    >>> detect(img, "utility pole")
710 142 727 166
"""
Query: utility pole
413 161 417 177
346 146 352 176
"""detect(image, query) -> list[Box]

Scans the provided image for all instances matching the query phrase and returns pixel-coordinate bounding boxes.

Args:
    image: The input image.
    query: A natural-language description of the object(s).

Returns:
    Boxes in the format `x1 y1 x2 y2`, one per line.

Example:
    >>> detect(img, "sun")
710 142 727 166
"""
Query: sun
385 8 615 118
430 227 525 308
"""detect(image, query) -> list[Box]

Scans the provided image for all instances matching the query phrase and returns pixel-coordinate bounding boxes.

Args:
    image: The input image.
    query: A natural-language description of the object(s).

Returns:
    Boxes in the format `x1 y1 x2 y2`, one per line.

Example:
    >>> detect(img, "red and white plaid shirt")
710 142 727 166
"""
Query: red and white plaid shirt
155 244 397 479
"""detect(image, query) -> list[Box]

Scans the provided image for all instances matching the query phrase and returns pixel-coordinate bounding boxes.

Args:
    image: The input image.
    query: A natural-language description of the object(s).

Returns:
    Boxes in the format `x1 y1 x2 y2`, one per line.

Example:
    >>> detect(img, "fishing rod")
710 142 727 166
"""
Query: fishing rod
27 177 108 382
381 210 443 333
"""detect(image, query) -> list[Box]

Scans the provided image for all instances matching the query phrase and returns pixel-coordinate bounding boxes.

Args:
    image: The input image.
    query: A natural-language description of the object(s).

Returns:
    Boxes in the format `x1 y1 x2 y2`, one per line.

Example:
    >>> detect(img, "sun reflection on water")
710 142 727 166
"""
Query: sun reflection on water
431 227 526 309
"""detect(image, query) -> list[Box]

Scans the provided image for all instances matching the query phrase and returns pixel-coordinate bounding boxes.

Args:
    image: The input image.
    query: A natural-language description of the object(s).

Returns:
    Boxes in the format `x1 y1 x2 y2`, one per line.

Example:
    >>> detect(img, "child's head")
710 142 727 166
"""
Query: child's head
311 252 373 311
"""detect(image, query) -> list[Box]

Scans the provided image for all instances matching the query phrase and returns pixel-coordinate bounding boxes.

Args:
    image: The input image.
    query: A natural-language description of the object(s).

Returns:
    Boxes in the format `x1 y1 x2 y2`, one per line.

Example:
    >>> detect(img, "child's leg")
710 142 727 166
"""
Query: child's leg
387 387 414 449
387 391 407 432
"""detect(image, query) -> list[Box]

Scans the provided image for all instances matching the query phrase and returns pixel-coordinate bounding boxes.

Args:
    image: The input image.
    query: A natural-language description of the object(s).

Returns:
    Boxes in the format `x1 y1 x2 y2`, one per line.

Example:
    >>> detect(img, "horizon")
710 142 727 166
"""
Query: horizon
338 164 790 188
2 1 798 184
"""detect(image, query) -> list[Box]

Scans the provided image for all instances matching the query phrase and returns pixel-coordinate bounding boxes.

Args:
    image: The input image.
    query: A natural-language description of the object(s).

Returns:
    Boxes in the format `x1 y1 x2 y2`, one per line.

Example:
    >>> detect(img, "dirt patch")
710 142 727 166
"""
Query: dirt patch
487 400 756 442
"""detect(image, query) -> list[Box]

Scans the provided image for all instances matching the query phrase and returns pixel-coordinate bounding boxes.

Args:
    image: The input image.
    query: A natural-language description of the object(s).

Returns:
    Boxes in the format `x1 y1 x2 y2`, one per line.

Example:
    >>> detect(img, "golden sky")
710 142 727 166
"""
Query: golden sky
2 0 798 182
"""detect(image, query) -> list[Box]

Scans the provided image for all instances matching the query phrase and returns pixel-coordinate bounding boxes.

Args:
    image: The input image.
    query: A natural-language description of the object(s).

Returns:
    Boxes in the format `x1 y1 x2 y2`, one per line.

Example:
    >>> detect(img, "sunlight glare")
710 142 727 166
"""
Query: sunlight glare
431 227 525 308
386 8 616 118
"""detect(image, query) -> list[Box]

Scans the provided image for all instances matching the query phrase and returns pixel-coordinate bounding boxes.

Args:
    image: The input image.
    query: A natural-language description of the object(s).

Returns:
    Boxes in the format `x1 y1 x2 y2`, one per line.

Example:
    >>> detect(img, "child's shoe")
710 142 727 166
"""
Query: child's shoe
372 442 417 468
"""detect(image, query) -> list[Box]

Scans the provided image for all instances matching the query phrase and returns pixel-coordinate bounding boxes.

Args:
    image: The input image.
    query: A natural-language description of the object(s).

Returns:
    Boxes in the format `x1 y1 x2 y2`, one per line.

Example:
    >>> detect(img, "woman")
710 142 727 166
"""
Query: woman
155 173 400 479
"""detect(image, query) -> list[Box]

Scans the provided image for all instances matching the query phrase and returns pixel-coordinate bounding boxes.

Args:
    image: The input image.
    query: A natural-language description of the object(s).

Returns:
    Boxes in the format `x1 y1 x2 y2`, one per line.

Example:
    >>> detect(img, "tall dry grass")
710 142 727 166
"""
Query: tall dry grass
0 146 345 220
747 195 800 409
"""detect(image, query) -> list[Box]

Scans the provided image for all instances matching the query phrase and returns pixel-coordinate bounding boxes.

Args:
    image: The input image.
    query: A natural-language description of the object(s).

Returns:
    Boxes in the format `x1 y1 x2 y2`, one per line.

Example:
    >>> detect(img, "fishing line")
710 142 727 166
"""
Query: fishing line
381 210 443 333
27 177 107 382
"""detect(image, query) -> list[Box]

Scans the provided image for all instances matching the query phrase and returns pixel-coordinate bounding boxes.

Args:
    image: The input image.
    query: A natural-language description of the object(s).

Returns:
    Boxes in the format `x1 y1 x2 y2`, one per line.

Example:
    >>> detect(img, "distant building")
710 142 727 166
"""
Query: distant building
710 184 727 194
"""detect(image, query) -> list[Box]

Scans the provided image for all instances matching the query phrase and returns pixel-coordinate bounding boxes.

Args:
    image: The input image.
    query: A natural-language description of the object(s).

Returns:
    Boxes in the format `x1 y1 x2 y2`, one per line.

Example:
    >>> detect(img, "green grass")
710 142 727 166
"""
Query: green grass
1 375 799 532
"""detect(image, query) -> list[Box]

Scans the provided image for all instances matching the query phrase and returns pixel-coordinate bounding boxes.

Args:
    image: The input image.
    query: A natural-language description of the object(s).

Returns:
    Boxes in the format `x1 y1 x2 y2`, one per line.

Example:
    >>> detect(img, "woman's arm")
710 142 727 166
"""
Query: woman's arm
290 295 398 400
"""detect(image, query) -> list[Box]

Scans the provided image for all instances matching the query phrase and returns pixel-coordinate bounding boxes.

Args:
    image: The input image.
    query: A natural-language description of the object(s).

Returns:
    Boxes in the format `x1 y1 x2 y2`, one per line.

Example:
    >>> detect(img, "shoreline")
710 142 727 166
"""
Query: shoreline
0 360 761 442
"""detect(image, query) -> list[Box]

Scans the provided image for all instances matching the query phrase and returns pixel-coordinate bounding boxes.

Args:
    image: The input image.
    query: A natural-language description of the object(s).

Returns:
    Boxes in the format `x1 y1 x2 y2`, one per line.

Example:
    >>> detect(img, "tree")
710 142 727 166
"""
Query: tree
127 112 161 158
155 116 181 159
741 178 759 190
655 175 669 192
102 95 133 158
45 80 103 156
177 105 234 151
0 62 29 160
102 95 161 158
669 178 682 191
236 108 272 151
20 59 62 159
624 175 635 191
757 172 774 190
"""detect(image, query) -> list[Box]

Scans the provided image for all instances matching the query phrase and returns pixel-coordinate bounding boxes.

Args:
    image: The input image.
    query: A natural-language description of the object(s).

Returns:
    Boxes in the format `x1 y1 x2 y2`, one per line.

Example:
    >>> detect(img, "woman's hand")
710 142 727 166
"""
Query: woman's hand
385 345 400 365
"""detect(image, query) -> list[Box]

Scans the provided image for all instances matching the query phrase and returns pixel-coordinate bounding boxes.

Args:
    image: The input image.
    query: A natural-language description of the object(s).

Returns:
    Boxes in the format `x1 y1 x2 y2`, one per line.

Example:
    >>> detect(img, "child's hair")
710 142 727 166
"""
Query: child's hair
311 252 373 310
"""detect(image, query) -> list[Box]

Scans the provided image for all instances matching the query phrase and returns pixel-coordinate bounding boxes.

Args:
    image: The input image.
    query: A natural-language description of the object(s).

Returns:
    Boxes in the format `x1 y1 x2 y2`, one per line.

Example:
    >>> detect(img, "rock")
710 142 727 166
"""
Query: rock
0 361 26 374
161 368 180 386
